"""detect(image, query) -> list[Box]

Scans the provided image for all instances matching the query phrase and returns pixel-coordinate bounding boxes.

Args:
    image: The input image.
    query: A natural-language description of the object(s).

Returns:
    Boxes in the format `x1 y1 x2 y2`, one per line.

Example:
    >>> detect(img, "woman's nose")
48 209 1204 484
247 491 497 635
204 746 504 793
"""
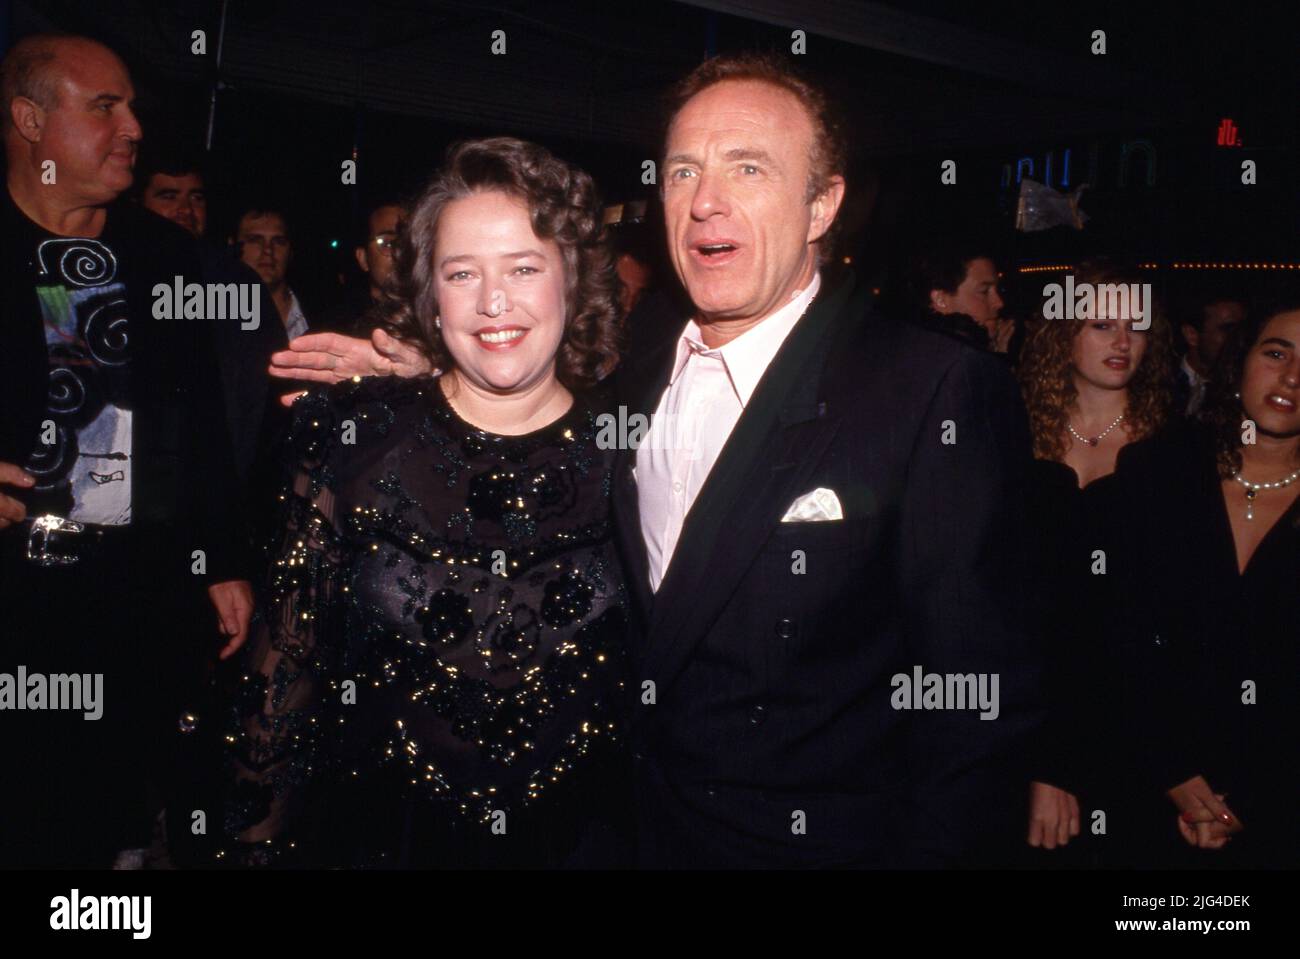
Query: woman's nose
479 283 510 317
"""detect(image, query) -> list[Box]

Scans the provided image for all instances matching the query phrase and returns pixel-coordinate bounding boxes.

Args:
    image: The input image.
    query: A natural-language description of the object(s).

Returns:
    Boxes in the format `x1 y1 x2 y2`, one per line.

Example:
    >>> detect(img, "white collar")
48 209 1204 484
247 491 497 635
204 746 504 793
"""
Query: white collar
669 272 821 407
1181 354 1207 387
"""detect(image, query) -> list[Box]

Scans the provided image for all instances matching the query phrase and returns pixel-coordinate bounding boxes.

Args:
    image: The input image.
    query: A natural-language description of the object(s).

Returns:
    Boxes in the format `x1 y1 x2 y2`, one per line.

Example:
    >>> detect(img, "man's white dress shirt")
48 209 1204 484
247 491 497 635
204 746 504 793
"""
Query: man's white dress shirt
284 289 309 341
1180 355 1208 417
637 273 820 592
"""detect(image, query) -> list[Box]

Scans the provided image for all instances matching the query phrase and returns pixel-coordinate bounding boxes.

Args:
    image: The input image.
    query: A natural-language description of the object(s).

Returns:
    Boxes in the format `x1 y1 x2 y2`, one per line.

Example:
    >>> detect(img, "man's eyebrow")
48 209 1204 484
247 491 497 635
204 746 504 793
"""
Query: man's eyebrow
89 93 125 104
664 149 779 167
723 147 776 165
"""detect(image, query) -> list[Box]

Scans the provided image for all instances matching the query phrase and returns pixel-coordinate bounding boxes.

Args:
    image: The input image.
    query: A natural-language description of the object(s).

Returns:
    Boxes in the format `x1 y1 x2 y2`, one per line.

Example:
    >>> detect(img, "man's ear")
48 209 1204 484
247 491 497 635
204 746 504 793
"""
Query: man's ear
354 246 370 274
9 96 45 145
806 174 845 246
930 289 950 313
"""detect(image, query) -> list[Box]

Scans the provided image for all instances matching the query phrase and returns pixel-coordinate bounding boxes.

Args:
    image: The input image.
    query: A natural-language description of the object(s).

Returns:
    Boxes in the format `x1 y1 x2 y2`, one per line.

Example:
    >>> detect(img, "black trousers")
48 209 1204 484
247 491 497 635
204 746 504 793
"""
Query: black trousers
0 530 212 868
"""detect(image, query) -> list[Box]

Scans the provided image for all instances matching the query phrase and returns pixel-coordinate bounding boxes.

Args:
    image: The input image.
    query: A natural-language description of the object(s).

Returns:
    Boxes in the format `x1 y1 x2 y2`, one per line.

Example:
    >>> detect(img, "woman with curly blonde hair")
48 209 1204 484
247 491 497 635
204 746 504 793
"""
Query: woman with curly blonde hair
1018 261 1176 486
1017 260 1175 860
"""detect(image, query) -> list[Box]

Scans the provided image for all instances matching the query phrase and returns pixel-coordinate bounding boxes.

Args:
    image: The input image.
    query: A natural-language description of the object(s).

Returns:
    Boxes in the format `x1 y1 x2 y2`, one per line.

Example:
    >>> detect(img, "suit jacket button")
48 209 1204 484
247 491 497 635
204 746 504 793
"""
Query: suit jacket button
775 618 794 638
1153 633 1166 648
749 705 767 725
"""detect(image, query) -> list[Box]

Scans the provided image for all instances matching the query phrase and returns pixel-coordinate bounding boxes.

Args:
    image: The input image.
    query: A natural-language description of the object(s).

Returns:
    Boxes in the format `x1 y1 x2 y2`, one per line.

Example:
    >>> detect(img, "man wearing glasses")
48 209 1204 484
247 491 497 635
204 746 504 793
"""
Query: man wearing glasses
355 199 402 305
308 198 404 336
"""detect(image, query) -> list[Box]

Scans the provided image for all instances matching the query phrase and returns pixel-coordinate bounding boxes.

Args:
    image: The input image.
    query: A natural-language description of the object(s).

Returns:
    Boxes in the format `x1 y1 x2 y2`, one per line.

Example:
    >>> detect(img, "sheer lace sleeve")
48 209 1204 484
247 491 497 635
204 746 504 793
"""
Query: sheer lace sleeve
223 390 351 865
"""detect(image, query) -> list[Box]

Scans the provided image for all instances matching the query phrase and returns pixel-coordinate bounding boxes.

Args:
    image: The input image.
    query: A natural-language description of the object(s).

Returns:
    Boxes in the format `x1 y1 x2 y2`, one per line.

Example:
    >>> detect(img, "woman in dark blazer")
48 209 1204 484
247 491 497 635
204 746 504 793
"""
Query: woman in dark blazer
1087 299 1300 868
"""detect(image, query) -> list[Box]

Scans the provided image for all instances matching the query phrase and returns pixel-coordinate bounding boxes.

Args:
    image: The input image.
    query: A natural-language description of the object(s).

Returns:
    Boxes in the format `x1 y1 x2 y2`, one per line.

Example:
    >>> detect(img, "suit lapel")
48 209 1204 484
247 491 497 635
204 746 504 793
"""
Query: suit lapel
612 449 653 630
611 334 679 634
642 274 862 692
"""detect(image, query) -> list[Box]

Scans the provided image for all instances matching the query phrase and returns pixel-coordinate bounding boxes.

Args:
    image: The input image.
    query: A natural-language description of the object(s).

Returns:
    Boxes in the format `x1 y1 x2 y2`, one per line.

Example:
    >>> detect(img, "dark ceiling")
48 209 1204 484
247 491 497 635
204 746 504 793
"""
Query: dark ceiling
14 0 1291 158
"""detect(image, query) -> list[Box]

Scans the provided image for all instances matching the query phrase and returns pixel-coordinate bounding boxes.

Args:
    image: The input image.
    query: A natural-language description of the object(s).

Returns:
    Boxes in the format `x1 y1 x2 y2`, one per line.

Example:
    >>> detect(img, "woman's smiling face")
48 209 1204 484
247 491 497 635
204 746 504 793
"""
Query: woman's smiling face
1240 309 1300 438
432 190 568 396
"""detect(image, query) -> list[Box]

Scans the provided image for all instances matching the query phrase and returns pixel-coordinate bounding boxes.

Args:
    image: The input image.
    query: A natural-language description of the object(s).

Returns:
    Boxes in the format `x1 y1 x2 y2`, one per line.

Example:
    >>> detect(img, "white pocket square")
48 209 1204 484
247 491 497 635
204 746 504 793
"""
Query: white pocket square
780 487 844 522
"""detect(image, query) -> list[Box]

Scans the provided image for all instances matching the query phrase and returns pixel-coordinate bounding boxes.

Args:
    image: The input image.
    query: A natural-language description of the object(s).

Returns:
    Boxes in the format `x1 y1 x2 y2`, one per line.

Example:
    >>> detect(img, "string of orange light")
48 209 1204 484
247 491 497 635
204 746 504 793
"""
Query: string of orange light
1018 263 1299 273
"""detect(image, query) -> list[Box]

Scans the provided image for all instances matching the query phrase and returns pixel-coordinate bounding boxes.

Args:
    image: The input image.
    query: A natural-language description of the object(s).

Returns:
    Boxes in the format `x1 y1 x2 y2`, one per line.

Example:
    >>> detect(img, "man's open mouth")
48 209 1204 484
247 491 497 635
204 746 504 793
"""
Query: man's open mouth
691 240 741 261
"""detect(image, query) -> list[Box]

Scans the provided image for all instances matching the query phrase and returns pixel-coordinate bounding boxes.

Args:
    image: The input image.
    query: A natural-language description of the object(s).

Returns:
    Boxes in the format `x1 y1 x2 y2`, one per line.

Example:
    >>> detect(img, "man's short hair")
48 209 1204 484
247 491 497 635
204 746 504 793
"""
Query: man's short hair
355 196 406 248
662 52 848 256
1 34 72 132
664 52 846 204
1177 285 1249 332
907 238 1000 318
233 203 290 235
134 143 207 197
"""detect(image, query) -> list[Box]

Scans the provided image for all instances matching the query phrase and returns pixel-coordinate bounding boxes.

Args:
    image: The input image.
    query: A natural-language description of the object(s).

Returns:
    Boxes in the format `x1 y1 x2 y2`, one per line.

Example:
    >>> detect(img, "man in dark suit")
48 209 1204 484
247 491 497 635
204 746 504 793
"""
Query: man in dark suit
0 34 252 866
134 147 284 501
1173 294 1244 419
610 53 1044 868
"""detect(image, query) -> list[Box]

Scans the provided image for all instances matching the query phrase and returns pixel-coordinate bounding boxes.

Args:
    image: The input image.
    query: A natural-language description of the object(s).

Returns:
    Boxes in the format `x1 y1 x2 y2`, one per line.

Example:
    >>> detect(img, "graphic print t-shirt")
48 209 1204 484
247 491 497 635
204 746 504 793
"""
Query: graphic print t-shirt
23 236 132 526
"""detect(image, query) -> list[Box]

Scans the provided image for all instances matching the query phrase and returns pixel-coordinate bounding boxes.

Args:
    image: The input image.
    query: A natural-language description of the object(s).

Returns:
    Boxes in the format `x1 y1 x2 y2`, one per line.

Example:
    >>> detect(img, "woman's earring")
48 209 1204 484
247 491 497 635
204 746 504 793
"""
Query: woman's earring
1234 391 1241 399
435 317 441 330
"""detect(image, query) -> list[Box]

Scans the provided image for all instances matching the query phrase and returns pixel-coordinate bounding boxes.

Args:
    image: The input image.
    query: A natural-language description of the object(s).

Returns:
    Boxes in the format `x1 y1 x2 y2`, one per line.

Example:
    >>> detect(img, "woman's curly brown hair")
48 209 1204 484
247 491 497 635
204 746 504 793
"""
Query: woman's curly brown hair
370 136 622 391
1202 296 1300 478
1017 260 1175 462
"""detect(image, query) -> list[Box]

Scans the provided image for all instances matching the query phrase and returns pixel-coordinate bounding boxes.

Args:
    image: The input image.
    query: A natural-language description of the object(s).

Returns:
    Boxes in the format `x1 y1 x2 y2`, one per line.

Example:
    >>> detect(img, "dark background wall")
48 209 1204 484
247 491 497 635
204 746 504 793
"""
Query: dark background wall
6 0 1296 316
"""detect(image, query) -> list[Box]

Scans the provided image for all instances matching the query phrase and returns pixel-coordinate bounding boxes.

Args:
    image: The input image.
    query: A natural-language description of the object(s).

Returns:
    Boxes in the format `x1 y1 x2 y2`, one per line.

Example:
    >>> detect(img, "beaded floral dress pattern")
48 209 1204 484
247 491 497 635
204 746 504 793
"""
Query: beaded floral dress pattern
226 376 627 858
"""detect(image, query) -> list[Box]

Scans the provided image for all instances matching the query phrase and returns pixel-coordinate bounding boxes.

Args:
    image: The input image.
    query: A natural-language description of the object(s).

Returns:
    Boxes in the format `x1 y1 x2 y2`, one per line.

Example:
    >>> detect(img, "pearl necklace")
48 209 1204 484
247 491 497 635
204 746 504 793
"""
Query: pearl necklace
1231 466 1300 520
1067 414 1125 448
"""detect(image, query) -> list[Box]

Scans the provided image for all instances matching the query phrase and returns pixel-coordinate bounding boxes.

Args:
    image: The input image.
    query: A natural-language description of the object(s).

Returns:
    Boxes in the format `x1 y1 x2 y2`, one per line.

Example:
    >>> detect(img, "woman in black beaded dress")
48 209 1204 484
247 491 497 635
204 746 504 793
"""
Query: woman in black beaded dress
225 137 630 868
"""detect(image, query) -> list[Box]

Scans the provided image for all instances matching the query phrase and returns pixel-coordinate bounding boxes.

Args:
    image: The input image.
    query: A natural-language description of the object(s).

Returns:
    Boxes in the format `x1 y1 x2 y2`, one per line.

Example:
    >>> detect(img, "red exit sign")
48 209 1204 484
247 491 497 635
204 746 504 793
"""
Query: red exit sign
1216 118 1243 147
